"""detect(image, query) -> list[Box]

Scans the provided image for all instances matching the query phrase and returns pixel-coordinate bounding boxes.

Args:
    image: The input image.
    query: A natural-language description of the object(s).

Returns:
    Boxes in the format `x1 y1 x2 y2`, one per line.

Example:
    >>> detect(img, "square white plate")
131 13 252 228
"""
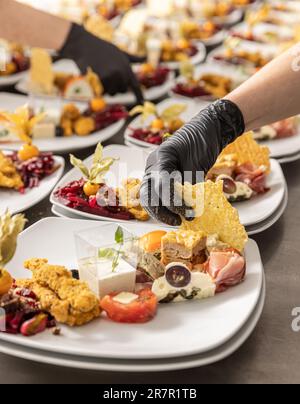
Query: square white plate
0 275 265 372
0 154 65 215
0 92 125 153
85 145 286 227
4 217 263 360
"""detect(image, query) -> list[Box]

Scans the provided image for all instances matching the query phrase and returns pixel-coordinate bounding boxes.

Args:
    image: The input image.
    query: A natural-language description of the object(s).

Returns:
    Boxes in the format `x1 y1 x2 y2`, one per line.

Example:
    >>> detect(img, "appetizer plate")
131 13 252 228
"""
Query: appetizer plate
161 43 207 71
4 217 264 360
211 8 243 26
260 132 300 161
0 93 125 153
124 97 209 149
0 275 265 372
170 62 250 101
233 159 286 227
246 184 288 236
51 145 286 228
200 29 227 47
52 184 288 237
104 69 176 105
0 70 28 88
230 22 296 45
0 155 65 215
50 144 157 225
16 59 175 105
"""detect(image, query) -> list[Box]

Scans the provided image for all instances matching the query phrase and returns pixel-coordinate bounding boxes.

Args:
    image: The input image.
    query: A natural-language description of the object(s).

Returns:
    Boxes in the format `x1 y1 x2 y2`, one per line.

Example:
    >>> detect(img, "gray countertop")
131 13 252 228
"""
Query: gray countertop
1 132 300 384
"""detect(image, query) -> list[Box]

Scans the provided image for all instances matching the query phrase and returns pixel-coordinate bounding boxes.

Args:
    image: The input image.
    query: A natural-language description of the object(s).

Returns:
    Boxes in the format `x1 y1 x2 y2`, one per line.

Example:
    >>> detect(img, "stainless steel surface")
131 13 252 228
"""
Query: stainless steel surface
1 134 300 384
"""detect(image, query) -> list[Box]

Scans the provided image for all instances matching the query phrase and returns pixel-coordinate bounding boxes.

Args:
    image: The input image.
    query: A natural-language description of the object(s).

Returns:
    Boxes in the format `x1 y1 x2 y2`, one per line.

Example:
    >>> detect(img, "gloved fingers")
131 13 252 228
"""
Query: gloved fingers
127 67 144 105
124 51 146 64
158 173 195 222
140 177 182 226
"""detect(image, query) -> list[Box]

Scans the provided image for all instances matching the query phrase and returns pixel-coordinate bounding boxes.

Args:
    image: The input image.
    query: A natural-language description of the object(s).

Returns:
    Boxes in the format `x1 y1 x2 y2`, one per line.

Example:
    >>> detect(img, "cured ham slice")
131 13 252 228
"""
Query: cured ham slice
235 163 268 194
207 249 246 293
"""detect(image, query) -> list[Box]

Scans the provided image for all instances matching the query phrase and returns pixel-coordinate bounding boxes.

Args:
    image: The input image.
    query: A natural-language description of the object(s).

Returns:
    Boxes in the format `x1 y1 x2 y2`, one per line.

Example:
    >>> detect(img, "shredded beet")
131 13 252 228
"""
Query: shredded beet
9 152 57 190
173 83 211 98
137 67 170 89
54 180 134 220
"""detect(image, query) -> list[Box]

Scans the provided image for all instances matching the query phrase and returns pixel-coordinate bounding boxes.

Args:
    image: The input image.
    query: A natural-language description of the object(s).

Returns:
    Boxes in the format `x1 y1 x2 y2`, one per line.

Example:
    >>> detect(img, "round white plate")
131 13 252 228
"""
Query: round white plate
0 70 28 87
16 59 175 105
0 92 125 153
161 43 207 71
4 217 263 360
0 275 265 372
124 97 209 149
0 155 65 215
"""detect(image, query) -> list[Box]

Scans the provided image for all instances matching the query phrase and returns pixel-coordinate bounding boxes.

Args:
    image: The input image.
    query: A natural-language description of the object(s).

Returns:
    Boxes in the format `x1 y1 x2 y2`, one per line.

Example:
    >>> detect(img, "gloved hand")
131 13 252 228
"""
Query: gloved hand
140 99 245 226
59 23 144 103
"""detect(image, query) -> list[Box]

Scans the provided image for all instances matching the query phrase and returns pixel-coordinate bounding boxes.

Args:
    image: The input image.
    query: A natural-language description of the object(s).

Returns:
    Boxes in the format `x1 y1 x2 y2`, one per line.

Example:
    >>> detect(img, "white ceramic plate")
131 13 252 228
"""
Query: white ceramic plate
196 29 227 47
259 132 300 160
233 159 286 227
208 41 279 74
52 144 286 227
0 155 65 215
170 62 250 101
211 8 243 26
52 184 288 237
124 97 209 149
161 43 207 71
0 275 265 372
230 22 296 44
0 70 28 87
16 59 175 105
4 217 263 360
247 185 288 236
0 93 125 153
50 144 157 225
104 69 176 105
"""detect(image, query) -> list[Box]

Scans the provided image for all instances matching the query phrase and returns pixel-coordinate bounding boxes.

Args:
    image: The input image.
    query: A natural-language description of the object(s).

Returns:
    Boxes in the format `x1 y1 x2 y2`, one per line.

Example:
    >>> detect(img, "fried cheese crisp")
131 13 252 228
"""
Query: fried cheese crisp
30 48 55 95
218 132 271 173
19 259 101 327
176 180 248 252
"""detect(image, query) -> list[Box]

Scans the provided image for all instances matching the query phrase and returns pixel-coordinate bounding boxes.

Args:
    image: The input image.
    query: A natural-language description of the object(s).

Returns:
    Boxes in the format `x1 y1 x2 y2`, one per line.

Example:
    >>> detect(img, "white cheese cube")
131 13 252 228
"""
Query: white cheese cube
79 258 136 299
32 123 56 139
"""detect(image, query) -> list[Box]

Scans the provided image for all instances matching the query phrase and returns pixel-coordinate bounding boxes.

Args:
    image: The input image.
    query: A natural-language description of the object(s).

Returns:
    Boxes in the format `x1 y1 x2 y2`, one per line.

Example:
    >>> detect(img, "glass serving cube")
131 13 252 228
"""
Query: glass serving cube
74 224 140 298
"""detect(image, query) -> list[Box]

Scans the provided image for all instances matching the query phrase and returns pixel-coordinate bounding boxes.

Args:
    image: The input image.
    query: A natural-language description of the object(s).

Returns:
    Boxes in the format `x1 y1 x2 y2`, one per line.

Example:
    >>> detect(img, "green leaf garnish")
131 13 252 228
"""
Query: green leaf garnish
115 226 124 245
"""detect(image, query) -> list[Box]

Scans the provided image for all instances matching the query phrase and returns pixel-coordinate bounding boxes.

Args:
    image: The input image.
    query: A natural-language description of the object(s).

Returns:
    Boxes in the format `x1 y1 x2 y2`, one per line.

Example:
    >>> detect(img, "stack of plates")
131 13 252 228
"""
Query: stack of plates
50 144 288 236
2 217 265 372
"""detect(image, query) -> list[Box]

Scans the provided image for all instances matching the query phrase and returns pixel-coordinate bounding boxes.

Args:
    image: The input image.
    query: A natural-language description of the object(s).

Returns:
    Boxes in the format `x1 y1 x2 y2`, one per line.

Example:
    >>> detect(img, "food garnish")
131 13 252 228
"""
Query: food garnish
0 211 26 267
129 102 186 145
0 42 30 77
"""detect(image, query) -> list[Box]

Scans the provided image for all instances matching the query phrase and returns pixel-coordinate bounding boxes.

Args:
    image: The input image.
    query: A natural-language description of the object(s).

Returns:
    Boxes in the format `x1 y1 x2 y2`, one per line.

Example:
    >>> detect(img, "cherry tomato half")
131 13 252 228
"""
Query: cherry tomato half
100 289 158 324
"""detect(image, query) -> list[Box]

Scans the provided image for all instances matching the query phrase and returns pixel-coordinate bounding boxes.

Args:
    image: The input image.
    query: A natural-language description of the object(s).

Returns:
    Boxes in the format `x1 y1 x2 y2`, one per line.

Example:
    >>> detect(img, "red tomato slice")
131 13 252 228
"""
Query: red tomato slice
100 289 158 324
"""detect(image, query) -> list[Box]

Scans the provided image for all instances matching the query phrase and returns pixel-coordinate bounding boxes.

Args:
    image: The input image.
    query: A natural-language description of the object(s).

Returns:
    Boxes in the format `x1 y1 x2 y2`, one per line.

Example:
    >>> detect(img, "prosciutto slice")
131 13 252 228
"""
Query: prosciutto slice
235 163 268 194
207 249 246 293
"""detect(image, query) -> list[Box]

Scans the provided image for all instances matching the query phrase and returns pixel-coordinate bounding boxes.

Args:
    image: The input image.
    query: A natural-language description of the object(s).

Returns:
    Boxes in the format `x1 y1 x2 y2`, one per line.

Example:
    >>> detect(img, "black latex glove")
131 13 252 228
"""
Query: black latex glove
59 23 144 103
140 99 245 226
